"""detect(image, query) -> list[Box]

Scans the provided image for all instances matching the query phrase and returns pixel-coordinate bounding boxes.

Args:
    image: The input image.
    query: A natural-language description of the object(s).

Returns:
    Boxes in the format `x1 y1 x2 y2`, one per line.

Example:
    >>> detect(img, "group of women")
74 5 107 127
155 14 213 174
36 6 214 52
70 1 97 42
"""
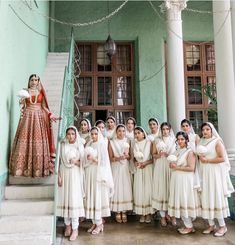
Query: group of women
56 116 234 241
8 75 234 241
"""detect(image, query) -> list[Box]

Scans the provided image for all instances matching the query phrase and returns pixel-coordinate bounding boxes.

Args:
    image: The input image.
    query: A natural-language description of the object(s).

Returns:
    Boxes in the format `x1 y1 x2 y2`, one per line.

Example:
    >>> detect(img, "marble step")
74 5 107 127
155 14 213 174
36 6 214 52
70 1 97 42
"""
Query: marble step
5 185 54 200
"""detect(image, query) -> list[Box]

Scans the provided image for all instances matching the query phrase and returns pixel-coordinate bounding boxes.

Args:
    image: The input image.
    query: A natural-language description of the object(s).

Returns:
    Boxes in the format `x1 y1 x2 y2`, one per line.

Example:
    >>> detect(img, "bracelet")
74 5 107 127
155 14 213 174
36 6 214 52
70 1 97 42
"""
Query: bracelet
48 112 52 117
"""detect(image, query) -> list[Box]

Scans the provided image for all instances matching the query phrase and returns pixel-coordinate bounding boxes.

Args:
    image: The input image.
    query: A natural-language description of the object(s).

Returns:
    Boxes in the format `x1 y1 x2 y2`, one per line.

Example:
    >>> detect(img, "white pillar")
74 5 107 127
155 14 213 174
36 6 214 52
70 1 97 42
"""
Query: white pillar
213 0 235 175
165 0 187 132
231 0 235 85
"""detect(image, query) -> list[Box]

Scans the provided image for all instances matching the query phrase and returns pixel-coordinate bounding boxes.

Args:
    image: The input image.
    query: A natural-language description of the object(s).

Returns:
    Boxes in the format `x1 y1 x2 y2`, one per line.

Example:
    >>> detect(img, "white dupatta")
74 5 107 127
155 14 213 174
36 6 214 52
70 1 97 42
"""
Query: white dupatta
86 127 114 197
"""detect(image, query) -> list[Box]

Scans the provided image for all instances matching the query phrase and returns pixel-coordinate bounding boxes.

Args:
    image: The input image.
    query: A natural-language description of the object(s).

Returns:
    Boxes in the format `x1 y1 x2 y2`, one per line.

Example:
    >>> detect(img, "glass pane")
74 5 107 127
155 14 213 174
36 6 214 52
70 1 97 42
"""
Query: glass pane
208 110 218 131
116 77 132 105
185 44 201 71
116 111 133 124
98 77 112 105
206 76 217 106
78 45 92 72
116 45 131 71
75 77 92 106
189 111 203 134
97 45 111 71
205 44 215 71
188 76 202 104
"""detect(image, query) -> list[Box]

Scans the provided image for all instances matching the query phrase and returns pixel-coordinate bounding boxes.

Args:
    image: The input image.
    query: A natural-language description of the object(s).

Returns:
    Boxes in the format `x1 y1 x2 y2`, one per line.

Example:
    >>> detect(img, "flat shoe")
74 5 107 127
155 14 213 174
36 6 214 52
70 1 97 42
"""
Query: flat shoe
160 218 167 227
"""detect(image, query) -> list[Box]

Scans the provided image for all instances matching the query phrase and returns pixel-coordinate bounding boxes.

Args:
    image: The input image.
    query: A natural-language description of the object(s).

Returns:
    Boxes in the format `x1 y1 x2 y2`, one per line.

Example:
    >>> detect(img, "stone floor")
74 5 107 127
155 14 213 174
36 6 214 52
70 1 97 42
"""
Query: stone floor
56 216 235 245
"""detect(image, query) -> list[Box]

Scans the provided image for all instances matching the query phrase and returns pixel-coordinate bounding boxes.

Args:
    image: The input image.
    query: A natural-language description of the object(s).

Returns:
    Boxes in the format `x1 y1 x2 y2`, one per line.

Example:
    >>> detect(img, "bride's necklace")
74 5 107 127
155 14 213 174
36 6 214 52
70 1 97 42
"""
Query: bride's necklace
29 88 39 104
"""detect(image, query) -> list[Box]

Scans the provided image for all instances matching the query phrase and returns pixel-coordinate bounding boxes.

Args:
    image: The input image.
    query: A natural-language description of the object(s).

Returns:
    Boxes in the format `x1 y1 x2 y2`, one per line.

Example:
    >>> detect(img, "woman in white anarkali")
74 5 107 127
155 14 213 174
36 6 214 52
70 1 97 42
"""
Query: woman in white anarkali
84 127 114 235
132 126 153 223
109 124 133 223
57 126 85 241
152 122 175 226
197 122 234 237
106 116 116 140
125 117 136 141
147 117 160 143
79 118 91 145
95 120 108 148
168 131 200 234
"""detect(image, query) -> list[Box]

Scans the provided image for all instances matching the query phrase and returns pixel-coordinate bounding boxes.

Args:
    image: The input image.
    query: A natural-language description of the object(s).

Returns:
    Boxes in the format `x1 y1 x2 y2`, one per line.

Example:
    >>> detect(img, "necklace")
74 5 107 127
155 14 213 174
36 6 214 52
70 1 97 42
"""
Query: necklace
29 89 39 104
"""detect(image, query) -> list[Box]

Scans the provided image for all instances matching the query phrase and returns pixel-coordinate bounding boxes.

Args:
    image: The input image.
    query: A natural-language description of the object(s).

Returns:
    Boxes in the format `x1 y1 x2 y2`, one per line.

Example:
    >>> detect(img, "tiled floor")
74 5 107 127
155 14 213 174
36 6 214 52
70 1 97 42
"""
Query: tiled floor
56 216 235 245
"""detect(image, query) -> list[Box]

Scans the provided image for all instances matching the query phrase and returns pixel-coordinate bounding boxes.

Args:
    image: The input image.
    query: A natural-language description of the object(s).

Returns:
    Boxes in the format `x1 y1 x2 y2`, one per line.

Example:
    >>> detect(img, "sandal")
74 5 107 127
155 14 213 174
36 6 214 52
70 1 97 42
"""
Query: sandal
171 217 177 226
122 212 127 223
64 225 72 237
91 224 104 235
160 217 167 227
214 226 227 237
116 213 122 223
87 224 96 233
202 225 216 234
69 229 78 241
178 227 195 235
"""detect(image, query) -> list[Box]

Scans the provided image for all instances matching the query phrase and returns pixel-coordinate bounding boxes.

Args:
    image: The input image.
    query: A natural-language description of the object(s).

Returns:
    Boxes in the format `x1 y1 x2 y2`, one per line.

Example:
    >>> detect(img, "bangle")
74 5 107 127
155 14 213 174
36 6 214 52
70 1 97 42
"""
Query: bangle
48 112 52 117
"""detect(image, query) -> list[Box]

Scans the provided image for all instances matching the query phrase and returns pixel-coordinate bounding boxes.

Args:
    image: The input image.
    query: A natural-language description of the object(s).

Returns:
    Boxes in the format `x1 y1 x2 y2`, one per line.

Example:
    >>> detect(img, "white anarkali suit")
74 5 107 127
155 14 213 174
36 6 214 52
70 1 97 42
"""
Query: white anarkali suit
106 128 115 140
168 148 200 219
199 136 234 219
152 136 175 211
133 139 154 215
126 130 134 141
84 138 114 221
79 132 90 145
110 138 133 212
57 139 85 218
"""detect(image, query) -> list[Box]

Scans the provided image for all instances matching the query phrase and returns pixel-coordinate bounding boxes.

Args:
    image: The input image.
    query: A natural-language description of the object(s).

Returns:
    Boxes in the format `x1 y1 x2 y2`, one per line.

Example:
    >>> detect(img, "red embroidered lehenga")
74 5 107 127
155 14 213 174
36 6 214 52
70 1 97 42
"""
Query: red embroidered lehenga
9 84 55 177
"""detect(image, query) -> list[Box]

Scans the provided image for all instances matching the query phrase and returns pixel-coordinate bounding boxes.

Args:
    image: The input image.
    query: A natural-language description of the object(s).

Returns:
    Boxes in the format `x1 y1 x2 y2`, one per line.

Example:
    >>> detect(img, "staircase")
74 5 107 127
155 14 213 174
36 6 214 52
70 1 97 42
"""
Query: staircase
43 52 69 142
0 53 69 245
0 185 54 245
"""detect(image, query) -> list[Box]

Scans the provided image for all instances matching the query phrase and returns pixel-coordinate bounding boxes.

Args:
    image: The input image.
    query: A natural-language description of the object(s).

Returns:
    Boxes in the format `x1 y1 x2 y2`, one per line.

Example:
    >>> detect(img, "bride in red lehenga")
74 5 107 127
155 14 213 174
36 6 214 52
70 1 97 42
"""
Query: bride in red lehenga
9 74 56 177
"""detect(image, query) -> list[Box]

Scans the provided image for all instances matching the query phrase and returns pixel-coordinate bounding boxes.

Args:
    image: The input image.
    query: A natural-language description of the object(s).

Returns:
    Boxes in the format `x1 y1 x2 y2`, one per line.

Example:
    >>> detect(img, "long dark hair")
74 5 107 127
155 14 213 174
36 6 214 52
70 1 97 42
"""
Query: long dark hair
175 131 189 147
28 74 40 88
180 119 191 127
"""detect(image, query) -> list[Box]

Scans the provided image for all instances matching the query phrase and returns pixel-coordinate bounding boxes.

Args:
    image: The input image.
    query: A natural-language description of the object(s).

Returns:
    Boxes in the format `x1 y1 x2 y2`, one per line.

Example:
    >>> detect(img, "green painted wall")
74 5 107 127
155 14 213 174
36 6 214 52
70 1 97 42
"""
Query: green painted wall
52 1 213 130
0 0 49 177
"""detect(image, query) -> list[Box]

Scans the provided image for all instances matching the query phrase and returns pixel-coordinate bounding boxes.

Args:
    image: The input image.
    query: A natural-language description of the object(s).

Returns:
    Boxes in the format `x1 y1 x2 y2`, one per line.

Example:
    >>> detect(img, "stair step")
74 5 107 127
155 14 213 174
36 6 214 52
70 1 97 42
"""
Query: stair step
1 199 53 216
0 215 53 234
5 185 54 200
0 233 52 245
9 175 54 185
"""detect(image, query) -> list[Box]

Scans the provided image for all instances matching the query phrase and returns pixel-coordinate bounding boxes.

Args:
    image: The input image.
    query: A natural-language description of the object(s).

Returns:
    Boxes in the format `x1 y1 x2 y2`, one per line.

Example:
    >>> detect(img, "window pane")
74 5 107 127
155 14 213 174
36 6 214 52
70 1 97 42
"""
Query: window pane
116 45 131 71
98 77 112 105
205 45 215 71
116 77 132 105
116 111 133 124
185 44 200 71
78 44 92 72
188 76 202 104
206 76 217 106
97 45 111 71
189 111 203 134
76 77 92 106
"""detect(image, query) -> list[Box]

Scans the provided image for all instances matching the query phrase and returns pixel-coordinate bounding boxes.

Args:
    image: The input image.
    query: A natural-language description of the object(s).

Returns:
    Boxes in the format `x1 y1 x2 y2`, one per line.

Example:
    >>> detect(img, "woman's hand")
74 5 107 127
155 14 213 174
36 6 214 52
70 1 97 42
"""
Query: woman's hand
199 156 208 164
170 162 177 169
48 112 57 122
70 159 80 166
153 153 160 160
160 151 168 158
58 175 62 187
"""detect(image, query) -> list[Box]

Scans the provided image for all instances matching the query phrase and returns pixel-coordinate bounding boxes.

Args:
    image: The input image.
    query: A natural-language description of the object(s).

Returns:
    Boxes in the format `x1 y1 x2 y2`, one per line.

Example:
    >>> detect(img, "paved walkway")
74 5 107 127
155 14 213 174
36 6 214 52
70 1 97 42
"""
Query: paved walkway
56 217 235 245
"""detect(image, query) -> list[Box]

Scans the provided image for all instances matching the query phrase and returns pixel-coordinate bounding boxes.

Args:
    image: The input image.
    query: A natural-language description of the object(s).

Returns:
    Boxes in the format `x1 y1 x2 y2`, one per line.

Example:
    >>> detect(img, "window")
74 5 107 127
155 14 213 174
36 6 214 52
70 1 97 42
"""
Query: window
75 42 135 126
184 42 217 133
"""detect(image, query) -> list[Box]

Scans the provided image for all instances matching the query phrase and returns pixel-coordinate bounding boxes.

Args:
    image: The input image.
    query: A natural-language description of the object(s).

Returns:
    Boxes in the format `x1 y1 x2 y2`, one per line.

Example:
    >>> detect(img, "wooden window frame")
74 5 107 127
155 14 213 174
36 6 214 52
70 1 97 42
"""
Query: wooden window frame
76 42 135 124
